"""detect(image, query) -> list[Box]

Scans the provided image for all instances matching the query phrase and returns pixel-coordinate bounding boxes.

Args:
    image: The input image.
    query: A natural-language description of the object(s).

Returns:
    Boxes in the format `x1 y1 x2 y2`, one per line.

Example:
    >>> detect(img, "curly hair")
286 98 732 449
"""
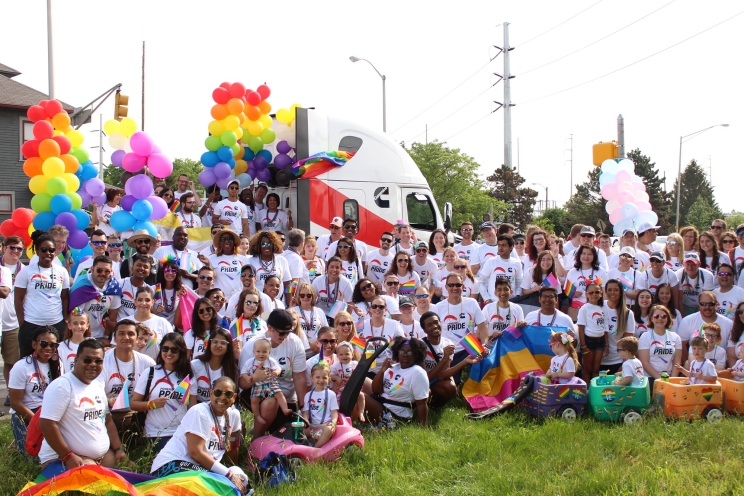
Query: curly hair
248 230 283 256
573 245 599 270
390 336 427 365
527 230 549 263
352 278 381 303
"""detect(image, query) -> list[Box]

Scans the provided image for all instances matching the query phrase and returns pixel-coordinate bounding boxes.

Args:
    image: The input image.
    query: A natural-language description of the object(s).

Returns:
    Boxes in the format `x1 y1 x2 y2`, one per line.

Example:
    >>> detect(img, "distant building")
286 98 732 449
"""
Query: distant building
0 62 73 222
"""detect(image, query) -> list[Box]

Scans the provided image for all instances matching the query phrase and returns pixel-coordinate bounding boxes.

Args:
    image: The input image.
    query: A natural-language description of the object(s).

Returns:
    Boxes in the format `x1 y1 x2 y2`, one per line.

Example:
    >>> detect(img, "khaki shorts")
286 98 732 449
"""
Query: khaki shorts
1 328 20 365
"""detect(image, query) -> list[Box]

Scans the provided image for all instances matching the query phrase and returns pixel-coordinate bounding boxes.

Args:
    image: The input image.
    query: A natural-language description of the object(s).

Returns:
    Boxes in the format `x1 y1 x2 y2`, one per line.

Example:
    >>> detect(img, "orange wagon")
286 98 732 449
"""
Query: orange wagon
652 377 723 422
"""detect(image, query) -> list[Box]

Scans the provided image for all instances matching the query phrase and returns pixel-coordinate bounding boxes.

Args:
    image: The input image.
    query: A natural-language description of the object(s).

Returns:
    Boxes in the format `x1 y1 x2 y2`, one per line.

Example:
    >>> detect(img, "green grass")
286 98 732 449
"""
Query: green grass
3 400 744 496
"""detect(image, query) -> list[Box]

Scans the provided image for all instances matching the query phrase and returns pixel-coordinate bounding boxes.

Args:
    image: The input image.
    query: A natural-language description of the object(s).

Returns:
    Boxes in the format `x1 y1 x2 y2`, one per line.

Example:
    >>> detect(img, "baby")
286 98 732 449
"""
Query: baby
330 341 365 422
241 337 292 425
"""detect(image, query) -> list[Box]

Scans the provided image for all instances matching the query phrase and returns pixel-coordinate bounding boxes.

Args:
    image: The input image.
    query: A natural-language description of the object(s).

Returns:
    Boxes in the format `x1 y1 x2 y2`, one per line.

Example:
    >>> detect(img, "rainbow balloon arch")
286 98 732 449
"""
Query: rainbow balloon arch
598 159 659 236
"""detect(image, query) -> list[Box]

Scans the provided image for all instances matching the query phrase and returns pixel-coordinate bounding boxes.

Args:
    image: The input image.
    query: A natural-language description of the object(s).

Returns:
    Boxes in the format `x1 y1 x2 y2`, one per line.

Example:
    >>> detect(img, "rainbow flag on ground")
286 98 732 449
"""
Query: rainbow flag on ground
351 335 367 355
460 332 486 358
543 273 559 287
463 325 561 412
564 280 576 299
110 380 130 411
327 300 347 319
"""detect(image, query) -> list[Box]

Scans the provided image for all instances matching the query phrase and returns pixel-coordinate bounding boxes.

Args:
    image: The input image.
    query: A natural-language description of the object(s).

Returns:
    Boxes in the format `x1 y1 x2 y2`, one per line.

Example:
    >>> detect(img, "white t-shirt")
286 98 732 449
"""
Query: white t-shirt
133 365 190 438
601 306 636 366
80 275 122 339
695 345 727 367
395 272 421 297
1 260 25 331
732 246 744 277
213 199 249 234
379 363 429 418
239 332 307 402
366 250 394 286
118 278 153 319
356 319 405 374
411 257 438 289
208 254 250 298
99 349 156 401
391 242 414 257
184 329 209 359
330 359 358 396
564 246 609 272
688 358 717 384
548 353 576 384
189 359 224 403
577 302 608 338
621 358 644 386
338 259 364 287
302 388 339 424
524 310 578 335
38 373 110 464
675 268 716 308
638 330 682 376
150 402 241 473
634 315 650 338
564 267 609 304
478 256 524 300
677 313 732 346
702 253 730 274
470 243 499 269
609 251 651 274
454 242 479 263
97 204 121 236
714 286 744 320
230 317 268 345
283 249 309 283
122 314 173 360
291 306 329 344
666 256 684 272
312 275 354 313
246 255 291 292
730 359 744 381
8 358 50 412
0 265 10 332
175 210 202 229
422 336 454 372
242 356 281 388
350 295 401 325
325 239 368 265
398 320 425 340
520 267 563 294
259 209 290 232
434 297 486 353
482 302 524 334
636 268 680 296
15 263 71 325
74 258 122 281
58 340 80 373
316 235 341 262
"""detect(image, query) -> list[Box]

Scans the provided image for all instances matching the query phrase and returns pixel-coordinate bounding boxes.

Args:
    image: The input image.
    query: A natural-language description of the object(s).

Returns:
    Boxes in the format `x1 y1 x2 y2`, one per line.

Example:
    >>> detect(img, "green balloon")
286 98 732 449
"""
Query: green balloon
46 177 68 196
31 193 52 212
260 128 276 144
248 136 264 153
67 191 82 210
230 143 241 156
71 147 89 164
205 136 222 152
220 131 238 146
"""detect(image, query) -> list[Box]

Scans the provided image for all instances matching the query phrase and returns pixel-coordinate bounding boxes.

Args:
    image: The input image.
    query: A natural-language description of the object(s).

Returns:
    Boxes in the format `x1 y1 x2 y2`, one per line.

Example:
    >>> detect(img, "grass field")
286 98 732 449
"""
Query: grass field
3 398 744 496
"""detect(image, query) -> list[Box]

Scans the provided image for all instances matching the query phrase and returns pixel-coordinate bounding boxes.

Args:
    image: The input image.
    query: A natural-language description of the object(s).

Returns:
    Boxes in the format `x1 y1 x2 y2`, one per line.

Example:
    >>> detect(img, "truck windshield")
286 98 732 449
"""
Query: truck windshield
405 193 436 231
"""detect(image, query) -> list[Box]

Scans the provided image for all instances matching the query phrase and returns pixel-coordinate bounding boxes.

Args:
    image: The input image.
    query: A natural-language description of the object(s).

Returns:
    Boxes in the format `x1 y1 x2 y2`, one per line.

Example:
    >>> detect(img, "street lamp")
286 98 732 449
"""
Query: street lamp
532 182 548 206
675 124 729 230
349 56 386 132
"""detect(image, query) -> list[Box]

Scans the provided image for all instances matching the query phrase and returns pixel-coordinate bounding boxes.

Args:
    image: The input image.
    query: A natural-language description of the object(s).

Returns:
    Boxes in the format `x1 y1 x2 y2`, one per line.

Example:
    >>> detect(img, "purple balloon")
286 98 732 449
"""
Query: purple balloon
199 168 217 186
216 176 234 190
67 229 90 249
127 174 154 200
129 131 154 156
85 178 105 197
120 194 137 211
253 156 268 171
79 190 92 207
122 152 147 173
276 140 291 154
274 154 292 170
214 161 232 179
55 212 77 232
111 149 126 167
94 192 107 205
256 168 271 182
147 195 168 220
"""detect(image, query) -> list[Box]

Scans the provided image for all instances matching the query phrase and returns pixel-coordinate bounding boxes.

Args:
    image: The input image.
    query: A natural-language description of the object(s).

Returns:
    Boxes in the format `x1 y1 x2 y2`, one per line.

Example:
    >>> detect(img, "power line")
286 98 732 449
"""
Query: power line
518 9 744 105
519 0 604 47
519 0 677 77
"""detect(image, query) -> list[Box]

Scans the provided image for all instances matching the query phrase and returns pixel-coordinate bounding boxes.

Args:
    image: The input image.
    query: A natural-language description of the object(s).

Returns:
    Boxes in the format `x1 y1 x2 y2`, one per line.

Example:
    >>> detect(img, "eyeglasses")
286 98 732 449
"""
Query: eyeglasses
416 249 428 253
211 339 229 346
108 243 123 249
703 334 718 340
415 294 429 299
135 239 150 245
454 265 467 270
319 339 337 345
616 348 627 353
370 304 386 310
710 225 723 230
212 388 235 399
37 340 59 350
718 272 733 277
330 225 341 230
39 247 56 254
7 246 23 253
220 237 235 243
299 293 312 299
336 321 353 327
260 242 273 248
199 275 214 281
386 281 399 286
447 283 463 288
540 295 557 299
338 245 351 250
381 238 393 243
91 241 107 247
240 272 255 278
164 268 178 274
461 228 473 233
699 302 716 308
360 283 374 292
81 357 104 365
399 350 414 356
197 307 214 315
275 330 291 337
244 300 259 306
161 345 180 354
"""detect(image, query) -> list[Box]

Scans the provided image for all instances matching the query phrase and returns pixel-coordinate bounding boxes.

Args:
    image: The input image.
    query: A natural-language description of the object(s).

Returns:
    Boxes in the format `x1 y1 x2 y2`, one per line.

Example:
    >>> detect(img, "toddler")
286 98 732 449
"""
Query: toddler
302 362 339 448
613 336 644 386
676 336 718 384
330 341 365 422
242 337 292 425
727 344 744 382
546 332 579 384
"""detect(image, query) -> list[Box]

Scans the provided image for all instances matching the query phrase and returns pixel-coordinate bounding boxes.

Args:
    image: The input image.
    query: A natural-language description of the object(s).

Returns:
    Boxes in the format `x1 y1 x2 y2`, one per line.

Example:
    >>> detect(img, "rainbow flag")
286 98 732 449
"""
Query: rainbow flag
110 380 130 411
229 316 245 340
285 278 299 295
153 283 163 303
460 333 486 358
702 387 715 402
146 332 157 351
351 335 367 355
174 376 191 405
291 150 355 179
327 300 347 319
558 386 570 398
543 273 559 287
169 199 181 213
399 280 416 294
564 280 576 299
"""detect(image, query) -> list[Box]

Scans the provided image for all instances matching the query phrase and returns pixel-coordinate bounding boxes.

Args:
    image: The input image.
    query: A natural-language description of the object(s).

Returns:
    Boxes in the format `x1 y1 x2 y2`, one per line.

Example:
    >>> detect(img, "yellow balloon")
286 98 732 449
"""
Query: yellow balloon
28 224 35 237
66 129 84 148
290 103 302 111
234 127 244 140
119 117 138 137
53 130 64 137
247 121 263 137
223 115 240 131
62 173 80 192
234 159 248 175
103 119 121 135
26 246 34 259
208 120 225 136
258 114 273 130
276 108 290 124
42 157 65 177
29 175 48 194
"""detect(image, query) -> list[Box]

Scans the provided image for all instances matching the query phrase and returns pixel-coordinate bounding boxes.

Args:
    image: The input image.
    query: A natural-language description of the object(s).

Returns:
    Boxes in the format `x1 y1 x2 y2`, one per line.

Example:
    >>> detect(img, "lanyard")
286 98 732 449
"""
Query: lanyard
0 256 22 285
325 276 338 304
31 354 48 394
114 352 136 390
179 212 195 226
310 388 329 424
300 308 314 331
264 209 279 224
208 404 230 451
498 304 512 326
538 311 558 326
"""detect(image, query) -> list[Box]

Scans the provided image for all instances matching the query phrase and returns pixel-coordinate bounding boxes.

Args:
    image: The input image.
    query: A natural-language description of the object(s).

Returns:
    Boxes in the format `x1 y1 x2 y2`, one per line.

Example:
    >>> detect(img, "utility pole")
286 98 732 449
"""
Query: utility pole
617 114 625 158
503 22 513 169
99 114 103 179
46 0 55 99
142 41 146 131
517 137 520 173
565 134 573 199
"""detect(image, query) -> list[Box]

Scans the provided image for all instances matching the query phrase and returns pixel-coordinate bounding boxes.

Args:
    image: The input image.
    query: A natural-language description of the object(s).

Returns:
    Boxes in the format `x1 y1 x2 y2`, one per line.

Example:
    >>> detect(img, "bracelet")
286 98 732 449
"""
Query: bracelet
61 451 74 463
112 446 123 454
147 400 158 410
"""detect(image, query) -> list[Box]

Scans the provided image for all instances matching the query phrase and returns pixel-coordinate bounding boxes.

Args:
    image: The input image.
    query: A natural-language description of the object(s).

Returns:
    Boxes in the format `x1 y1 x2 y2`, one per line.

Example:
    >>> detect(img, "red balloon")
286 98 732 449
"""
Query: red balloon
21 139 40 159
12 208 35 228
219 82 231 89
53 135 72 155
38 100 49 109
246 91 261 106
27 105 47 122
33 120 54 140
229 82 246 98
45 100 63 117
257 84 271 100
0 220 17 238
212 87 230 104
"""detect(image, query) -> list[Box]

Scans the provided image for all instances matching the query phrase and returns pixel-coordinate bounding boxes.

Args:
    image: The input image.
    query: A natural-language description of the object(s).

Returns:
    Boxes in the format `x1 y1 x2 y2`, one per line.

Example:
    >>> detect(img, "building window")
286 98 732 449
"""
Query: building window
0 192 14 214
19 118 33 161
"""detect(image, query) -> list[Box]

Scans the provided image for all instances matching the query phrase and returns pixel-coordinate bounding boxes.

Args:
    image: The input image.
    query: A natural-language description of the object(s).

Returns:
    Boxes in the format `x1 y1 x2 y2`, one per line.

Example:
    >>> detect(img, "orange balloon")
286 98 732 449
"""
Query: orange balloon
245 105 261 121
23 157 43 177
226 98 244 115
258 100 271 115
38 139 60 159
235 145 245 160
236 112 246 125
211 104 229 120
60 154 80 173
51 112 71 130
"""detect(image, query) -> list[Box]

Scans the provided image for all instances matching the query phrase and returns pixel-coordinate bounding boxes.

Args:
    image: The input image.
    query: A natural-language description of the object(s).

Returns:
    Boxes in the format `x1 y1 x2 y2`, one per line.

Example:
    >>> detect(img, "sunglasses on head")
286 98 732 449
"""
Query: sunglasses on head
199 275 213 281
91 241 107 247
370 304 386 310
37 340 59 350
212 388 235 398
197 307 214 315
81 357 104 365
161 345 180 354
39 247 56 254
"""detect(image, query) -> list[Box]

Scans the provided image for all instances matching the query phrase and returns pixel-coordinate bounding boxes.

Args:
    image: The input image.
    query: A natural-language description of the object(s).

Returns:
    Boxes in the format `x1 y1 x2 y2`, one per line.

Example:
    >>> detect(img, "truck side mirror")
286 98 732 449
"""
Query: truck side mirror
443 202 453 231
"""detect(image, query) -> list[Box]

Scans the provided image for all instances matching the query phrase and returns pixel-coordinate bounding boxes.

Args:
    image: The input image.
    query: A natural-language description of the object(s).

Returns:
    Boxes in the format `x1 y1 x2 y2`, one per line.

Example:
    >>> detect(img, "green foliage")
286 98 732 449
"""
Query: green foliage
686 196 720 232
563 168 610 232
405 141 506 230
102 163 124 188
626 149 674 233
725 214 744 231
485 165 538 231
671 159 723 228
533 208 571 237
166 158 203 190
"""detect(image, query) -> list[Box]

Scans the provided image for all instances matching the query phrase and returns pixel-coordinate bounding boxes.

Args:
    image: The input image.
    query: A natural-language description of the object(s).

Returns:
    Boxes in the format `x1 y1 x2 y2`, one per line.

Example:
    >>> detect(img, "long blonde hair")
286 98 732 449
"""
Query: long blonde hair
333 310 360 360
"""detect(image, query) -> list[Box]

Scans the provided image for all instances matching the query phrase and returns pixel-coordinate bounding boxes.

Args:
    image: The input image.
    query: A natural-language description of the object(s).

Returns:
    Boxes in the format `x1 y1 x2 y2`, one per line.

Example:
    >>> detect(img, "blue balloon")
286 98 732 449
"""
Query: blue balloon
33 211 56 231
257 149 272 163
243 148 255 161
81 164 98 181
217 146 234 162
131 199 153 221
50 194 73 214
132 220 157 238
110 210 136 232
226 158 236 167
71 209 90 230
201 151 219 167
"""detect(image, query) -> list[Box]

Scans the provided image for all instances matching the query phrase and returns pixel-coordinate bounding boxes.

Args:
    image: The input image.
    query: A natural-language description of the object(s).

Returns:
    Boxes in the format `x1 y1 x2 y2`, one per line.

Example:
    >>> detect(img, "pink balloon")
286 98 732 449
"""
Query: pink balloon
601 183 618 201
636 200 652 212
632 181 646 192
146 153 173 178
609 208 623 224
147 195 168 220
634 190 649 203
617 181 634 193
615 170 631 183
617 190 635 205
129 132 154 156
122 152 147 172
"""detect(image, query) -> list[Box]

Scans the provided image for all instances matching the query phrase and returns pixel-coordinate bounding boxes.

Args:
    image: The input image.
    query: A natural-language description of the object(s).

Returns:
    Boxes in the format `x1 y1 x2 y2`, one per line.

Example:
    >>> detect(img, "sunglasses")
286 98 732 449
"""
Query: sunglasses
381 238 393 243
370 304 386 310
164 268 178 274
398 350 414 357
197 307 214 315
723 240 736 244
580 234 594 238
276 330 291 337
81 357 104 365
415 294 429 299
699 302 716 308
37 340 59 350
710 225 723 230
199 275 214 281
162 193 173 198
533 238 545 244
738 309 744 315
719 272 733 277
416 249 428 253
240 272 255 278
228 186 239 190
211 295 226 302
244 300 259 306
299 293 312 299
386 281 399 286
319 339 337 345
343 225 357 230
616 348 627 353
212 388 235 398
447 283 463 288
329 225 341 230
91 241 107 247
461 228 473 232
95 268 112 274
39 247 56 254
220 237 235 243
211 339 229 346
261 242 273 247
652 314 667 319
280 238 285 243
737 232 744 237
454 265 467 270
336 321 353 327
7 246 24 253
108 243 123 248
161 345 180 354
338 245 352 250
135 239 150 245
397 259 409 263
360 283 374 292
515 241 525 245
587 291 602 295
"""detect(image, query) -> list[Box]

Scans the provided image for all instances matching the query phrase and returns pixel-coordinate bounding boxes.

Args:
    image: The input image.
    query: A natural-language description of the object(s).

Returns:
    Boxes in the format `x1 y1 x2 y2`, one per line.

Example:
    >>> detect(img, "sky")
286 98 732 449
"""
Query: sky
2 0 742 213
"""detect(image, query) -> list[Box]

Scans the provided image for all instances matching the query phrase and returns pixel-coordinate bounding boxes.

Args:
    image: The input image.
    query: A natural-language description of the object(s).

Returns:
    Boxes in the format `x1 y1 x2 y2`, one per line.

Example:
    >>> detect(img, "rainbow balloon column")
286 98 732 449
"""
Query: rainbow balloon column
198 83 275 189
22 100 92 249
598 159 658 236
271 104 301 175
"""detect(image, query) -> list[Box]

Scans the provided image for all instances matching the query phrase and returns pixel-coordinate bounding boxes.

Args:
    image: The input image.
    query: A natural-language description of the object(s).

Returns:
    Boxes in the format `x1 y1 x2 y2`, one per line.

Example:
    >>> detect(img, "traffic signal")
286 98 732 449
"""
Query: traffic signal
592 141 618 166
114 91 129 121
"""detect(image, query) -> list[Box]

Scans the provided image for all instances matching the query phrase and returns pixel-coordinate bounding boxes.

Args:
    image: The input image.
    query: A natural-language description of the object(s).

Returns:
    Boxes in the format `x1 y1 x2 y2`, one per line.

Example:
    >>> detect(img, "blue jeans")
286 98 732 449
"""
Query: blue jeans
451 350 471 386
11 408 38 457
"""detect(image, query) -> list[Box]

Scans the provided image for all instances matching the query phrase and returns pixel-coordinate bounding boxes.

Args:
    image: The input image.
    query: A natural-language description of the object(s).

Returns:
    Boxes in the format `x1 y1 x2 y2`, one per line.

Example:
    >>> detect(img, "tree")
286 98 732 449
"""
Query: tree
686 196 720 232
671 159 722 228
626 149 674 232
484 165 537 230
563 168 610 232
405 141 506 230
164 158 203 190
102 164 124 188
533 208 571 237
725 214 744 231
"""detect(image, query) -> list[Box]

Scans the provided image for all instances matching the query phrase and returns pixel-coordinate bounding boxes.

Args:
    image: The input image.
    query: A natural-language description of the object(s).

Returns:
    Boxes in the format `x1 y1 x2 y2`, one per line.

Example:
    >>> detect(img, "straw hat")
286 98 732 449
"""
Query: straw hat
126 229 157 248
212 227 241 249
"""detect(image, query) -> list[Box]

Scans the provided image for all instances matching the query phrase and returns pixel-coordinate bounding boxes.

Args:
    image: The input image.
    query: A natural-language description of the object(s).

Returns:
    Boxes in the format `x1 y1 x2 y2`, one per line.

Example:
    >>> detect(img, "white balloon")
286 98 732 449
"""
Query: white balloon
108 133 128 150
617 159 635 173
599 172 615 187
601 159 619 175
605 199 621 214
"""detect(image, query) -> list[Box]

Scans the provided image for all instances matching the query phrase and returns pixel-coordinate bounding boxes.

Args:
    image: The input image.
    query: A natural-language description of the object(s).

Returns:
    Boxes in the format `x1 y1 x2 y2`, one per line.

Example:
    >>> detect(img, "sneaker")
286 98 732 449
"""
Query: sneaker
4 396 9 407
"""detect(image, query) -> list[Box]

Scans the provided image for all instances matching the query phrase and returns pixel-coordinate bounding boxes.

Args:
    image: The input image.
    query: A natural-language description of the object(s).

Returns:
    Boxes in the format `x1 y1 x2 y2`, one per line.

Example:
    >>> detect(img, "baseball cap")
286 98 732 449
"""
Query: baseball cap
580 226 596 235
399 296 415 307
736 224 744 234
619 246 636 257
649 251 665 262
684 253 701 265
514 233 526 241
330 217 343 227
636 222 660 234
414 241 428 249
481 221 496 230
266 309 294 331
621 228 635 236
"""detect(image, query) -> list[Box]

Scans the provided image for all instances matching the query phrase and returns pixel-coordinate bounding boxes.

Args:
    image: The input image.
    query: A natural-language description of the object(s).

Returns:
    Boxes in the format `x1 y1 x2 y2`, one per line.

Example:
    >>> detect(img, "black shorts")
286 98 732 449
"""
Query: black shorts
602 362 622 375
584 335 606 352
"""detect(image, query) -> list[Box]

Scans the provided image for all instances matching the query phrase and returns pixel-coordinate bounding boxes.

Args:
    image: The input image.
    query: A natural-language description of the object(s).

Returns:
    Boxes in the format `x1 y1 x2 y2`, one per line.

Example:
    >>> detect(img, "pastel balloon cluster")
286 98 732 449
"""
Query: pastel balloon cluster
104 119 173 179
599 159 658 236
108 174 167 238
22 100 93 249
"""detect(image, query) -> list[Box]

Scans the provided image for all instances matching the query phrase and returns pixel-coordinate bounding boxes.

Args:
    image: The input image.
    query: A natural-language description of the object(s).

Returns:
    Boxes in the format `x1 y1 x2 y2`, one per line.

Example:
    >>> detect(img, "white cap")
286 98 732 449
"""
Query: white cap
330 217 343 227
619 246 636 257
636 222 660 234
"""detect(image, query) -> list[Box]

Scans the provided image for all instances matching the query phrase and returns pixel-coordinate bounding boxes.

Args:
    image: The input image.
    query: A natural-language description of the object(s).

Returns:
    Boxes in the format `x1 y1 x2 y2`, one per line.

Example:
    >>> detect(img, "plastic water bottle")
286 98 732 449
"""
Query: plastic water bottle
660 372 670 382
598 370 608 385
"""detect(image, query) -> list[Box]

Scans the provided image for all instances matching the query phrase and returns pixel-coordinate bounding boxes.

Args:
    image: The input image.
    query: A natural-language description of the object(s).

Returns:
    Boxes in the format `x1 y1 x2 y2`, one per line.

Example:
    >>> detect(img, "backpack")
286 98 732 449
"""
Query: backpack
25 409 44 456
257 452 296 488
